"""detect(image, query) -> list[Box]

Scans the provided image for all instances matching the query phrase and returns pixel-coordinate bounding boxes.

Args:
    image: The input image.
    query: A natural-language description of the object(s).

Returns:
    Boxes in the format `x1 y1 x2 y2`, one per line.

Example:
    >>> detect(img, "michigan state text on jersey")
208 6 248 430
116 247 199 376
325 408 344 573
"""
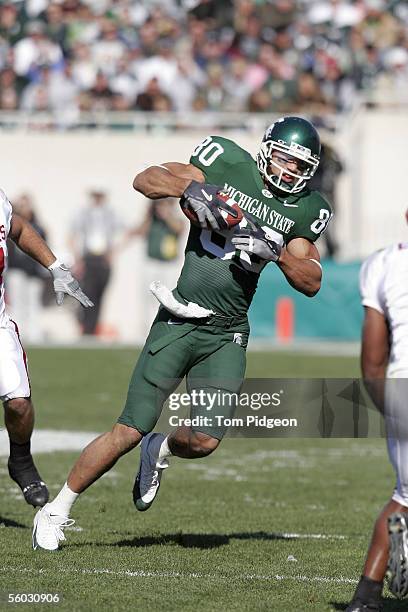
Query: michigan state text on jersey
32 117 333 550
177 124 332 316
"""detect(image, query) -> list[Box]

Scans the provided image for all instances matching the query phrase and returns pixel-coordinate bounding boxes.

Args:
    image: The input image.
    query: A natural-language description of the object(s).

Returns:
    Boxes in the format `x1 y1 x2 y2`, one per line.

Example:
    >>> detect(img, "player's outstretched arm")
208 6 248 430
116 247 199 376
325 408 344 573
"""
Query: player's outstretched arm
133 162 204 199
9 213 93 308
277 237 322 297
10 212 56 268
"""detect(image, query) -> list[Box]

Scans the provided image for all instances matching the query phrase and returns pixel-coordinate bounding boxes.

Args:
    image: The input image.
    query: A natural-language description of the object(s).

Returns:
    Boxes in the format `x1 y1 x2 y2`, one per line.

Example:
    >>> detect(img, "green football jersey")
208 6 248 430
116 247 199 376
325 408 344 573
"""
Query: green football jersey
176 135 332 316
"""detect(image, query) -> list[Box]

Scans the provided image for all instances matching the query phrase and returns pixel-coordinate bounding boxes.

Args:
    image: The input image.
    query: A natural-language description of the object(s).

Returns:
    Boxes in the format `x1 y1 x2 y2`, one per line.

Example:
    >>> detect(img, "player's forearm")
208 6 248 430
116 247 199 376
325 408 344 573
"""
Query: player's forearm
133 167 192 199
277 249 321 297
12 221 56 268
361 359 387 413
362 373 386 413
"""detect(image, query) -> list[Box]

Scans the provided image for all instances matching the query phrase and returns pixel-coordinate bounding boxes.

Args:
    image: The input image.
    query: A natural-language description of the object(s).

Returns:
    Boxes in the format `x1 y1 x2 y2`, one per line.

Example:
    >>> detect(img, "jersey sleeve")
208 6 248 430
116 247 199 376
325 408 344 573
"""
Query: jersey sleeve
0 189 12 236
189 135 251 186
359 249 387 314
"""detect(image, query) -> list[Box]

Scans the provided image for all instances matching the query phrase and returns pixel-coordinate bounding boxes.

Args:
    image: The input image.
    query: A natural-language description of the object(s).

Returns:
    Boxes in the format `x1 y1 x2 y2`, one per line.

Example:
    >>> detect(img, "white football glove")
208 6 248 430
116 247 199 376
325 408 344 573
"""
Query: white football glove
181 181 228 231
231 228 282 262
49 262 94 308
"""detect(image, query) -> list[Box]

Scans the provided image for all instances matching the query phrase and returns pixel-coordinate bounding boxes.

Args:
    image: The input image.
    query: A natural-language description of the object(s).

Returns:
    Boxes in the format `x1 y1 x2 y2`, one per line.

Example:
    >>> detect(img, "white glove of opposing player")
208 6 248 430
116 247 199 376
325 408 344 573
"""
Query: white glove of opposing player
49 263 94 308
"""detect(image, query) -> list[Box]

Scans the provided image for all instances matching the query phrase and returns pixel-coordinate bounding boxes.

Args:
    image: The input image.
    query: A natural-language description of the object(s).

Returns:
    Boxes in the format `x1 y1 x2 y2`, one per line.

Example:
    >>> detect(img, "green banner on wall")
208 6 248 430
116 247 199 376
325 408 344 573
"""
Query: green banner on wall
249 260 363 340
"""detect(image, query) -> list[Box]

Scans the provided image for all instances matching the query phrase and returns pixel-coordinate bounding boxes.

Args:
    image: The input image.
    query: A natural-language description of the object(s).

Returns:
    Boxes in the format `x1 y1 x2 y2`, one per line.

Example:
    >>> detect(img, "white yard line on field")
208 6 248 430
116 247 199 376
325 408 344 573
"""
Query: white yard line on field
0 566 358 585
275 533 346 540
0 429 99 457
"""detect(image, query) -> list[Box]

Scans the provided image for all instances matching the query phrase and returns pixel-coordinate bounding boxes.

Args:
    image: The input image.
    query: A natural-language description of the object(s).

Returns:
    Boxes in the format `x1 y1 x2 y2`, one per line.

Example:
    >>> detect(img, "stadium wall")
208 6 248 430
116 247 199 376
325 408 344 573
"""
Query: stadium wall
1 109 404 343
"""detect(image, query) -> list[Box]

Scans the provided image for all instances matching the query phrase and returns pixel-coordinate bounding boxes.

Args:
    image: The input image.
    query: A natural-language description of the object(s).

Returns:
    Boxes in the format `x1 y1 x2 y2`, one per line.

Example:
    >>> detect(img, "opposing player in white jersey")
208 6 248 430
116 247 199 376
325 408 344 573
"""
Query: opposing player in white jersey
347 226 408 611
0 190 93 507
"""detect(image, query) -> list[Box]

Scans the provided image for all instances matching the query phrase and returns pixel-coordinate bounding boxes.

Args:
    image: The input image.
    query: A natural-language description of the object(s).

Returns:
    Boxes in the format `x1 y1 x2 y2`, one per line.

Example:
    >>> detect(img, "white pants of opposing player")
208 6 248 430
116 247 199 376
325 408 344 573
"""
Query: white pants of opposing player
0 319 30 402
385 370 408 507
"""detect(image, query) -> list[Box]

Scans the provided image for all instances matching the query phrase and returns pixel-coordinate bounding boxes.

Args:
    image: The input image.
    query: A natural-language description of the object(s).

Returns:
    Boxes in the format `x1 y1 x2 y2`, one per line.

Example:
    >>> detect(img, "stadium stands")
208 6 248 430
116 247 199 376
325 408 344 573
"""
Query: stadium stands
0 0 406 124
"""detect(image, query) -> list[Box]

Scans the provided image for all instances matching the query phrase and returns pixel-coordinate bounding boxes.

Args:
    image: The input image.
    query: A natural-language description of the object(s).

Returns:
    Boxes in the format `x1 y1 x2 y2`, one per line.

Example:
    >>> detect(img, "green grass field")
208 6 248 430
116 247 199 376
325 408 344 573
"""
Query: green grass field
0 348 405 611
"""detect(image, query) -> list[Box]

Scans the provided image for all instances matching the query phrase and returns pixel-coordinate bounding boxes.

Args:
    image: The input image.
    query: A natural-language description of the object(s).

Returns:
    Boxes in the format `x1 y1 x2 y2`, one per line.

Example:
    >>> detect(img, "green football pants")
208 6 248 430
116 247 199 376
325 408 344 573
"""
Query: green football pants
117 308 249 439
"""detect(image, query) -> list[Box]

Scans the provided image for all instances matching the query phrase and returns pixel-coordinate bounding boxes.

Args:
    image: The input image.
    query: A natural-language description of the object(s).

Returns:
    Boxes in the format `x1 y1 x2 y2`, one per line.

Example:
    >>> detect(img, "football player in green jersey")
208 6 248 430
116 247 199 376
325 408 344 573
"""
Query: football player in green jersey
32 117 332 549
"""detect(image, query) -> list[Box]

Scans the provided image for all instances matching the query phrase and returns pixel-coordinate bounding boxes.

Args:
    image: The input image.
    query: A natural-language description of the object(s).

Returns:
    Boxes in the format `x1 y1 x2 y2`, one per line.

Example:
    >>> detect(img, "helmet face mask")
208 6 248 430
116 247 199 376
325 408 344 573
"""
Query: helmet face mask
257 117 321 195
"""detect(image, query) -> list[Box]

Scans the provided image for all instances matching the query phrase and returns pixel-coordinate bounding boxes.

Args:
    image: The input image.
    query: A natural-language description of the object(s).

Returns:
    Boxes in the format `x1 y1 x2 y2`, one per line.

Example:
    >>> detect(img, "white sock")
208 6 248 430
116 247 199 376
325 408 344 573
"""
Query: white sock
158 436 172 463
47 482 79 517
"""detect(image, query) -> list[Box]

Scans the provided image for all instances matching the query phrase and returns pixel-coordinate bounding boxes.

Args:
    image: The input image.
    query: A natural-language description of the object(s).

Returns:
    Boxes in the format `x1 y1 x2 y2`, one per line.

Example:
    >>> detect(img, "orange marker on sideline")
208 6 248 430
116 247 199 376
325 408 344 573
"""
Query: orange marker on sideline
276 297 294 342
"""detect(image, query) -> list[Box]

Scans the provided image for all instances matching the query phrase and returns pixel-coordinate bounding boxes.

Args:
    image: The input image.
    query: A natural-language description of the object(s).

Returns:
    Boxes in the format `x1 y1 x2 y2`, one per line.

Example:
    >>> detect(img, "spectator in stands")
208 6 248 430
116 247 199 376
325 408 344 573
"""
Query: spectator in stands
232 13 263 62
0 67 21 111
69 189 123 336
63 2 99 49
352 41 383 99
294 70 332 115
136 17 158 56
371 46 408 107
247 87 273 113
258 0 298 30
92 18 126 78
135 36 178 95
357 0 401 49
167 47 206 112
109 54 139 106
89 70 114 111
48 61 79 111
14 20 63 79
224 57 253 112
202 62 227 111
71 42 98 91
20 63 52 112
44 2 67 50
135 76 171 112
0 3 24 46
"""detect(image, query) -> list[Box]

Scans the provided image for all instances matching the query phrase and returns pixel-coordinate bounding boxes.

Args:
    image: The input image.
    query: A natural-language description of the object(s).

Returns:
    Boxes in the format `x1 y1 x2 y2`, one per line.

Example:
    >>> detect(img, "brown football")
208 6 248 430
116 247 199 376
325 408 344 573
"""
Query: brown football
181 190 243 229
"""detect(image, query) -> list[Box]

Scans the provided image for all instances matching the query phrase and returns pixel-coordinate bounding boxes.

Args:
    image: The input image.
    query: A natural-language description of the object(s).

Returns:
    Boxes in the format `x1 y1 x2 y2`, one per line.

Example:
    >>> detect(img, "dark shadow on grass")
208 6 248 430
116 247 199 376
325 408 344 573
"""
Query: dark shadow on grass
104 531 299 550
0 516 28 529
331 600 408 611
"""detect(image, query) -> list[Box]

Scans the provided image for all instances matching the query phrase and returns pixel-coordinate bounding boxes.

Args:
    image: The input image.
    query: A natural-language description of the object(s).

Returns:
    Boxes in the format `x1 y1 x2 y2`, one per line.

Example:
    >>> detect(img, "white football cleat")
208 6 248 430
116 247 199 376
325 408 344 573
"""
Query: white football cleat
387 512 408 598
32 503 75 551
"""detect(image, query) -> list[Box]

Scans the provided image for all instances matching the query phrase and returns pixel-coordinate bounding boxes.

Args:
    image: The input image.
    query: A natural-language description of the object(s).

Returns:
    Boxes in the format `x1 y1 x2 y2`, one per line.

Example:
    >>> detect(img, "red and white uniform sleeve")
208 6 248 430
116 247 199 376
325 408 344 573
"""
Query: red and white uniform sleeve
0 189 12 234
0 189 12 328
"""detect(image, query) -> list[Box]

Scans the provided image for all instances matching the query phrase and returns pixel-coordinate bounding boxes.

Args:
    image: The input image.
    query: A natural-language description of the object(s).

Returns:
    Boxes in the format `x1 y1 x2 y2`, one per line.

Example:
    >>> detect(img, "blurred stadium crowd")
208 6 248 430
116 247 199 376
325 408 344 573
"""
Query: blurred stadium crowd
0 0 407 120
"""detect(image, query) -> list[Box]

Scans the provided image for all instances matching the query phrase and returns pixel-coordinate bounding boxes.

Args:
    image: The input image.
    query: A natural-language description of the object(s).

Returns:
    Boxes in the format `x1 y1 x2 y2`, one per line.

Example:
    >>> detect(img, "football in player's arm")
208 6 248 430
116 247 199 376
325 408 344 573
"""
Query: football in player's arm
134 163 324 298
32 116 332 550
0 191 92 508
